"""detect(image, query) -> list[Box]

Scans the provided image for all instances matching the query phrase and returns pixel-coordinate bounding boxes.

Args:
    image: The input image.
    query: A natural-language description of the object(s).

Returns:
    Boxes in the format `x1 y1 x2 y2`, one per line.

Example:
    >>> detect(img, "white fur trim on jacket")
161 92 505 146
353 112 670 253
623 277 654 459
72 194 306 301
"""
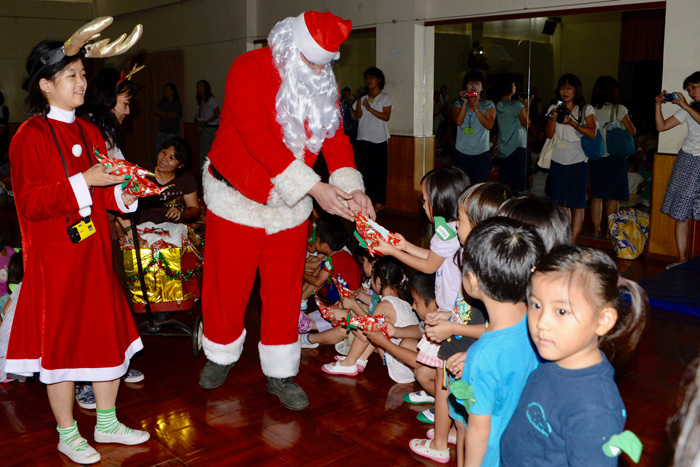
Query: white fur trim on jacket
271 159 320 207
328 167 364 195
202 160 313 235
259 340 301 378
202 329 247 365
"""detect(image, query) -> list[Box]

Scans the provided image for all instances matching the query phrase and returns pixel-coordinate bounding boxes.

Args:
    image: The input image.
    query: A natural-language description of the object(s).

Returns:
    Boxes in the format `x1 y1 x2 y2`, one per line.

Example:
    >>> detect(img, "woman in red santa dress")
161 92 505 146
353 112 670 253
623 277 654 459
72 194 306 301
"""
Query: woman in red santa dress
5 19 149 465
199 11 374 410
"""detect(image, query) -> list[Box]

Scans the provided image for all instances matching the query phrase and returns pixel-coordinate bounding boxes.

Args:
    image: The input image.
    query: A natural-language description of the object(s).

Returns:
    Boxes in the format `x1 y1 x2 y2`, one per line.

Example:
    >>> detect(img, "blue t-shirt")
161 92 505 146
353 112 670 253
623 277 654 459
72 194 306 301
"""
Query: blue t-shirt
450 316 538 466
454 99 495 155
496 99 526 158
500 355 626 466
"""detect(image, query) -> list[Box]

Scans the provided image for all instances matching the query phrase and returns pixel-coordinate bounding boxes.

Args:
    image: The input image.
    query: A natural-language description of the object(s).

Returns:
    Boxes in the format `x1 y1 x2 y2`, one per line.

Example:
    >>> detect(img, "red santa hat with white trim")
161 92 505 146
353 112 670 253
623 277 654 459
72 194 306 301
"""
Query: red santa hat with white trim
292 11 352 65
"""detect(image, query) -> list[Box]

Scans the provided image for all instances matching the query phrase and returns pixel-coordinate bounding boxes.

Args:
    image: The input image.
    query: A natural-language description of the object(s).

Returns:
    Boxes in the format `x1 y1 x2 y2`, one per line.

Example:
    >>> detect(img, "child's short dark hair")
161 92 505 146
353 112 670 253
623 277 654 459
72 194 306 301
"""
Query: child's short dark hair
463 217 545 303
421 166 471 221
353 246 374 266
372 257 410 302
315 221 349 252
7 253 23 285
458 182 513 228
532 245 648 365
497 196 571 253
408 272 435 306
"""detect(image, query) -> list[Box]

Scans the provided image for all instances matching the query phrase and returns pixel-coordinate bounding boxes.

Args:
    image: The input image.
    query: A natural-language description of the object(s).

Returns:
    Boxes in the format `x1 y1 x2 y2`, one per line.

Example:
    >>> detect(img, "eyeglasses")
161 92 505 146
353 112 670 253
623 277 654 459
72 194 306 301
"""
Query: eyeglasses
300 53 332 72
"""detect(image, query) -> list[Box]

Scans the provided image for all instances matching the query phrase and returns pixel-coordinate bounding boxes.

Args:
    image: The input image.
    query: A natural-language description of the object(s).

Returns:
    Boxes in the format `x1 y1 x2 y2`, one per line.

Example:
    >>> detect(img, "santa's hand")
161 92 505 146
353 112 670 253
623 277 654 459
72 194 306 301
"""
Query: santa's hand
121 192 137 207
83 164 125 187
309 182 355 221
347 189 376 220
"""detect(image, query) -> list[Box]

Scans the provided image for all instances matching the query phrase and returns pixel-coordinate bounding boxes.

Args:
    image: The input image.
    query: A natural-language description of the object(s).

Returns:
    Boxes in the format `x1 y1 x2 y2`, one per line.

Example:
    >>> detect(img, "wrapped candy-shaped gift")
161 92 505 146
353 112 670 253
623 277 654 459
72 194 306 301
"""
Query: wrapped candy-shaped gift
347 314 390 339
313 294 347 327
93 148 168 198
331 275 357 299
354 213 399 257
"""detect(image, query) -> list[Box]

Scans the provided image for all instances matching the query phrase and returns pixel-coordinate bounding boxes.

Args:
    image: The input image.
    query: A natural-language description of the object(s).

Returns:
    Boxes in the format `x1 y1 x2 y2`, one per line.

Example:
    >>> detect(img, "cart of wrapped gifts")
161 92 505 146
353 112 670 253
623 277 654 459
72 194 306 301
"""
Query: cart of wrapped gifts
122 221 204 355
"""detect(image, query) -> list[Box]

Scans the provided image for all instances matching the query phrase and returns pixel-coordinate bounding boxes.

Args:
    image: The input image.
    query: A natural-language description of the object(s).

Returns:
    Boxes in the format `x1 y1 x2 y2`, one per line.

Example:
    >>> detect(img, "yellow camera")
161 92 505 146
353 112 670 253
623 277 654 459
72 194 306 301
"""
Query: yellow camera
67 216 96 244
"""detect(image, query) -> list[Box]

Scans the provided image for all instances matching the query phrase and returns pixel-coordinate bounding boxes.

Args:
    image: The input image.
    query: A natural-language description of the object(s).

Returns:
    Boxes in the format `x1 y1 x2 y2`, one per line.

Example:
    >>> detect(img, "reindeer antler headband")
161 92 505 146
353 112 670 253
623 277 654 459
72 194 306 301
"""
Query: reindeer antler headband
36 17 143 79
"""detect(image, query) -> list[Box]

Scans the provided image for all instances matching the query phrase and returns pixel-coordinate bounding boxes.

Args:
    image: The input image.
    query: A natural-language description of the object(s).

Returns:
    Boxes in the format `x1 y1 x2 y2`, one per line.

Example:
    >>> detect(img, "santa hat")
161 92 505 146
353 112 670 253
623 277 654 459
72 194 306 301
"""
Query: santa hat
292 11 352 65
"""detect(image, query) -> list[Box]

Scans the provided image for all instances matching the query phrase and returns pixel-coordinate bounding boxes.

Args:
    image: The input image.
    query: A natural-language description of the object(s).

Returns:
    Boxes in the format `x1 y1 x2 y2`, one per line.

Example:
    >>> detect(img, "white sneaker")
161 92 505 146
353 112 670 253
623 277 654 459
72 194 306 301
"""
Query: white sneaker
94 428 150 445
123 368 145 383
300 333 319 349
58 437 101 464
75 384 96 409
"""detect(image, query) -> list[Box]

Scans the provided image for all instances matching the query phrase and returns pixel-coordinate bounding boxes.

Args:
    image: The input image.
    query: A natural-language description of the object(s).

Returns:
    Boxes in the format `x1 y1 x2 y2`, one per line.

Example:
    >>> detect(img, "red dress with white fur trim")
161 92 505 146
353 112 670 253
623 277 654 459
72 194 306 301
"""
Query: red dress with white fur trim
6 114 143 384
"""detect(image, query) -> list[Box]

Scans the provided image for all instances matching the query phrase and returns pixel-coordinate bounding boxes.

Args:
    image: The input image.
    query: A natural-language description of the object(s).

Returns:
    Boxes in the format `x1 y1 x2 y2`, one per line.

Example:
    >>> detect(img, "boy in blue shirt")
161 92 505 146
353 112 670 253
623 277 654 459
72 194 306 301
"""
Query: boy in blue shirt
446 217 545 466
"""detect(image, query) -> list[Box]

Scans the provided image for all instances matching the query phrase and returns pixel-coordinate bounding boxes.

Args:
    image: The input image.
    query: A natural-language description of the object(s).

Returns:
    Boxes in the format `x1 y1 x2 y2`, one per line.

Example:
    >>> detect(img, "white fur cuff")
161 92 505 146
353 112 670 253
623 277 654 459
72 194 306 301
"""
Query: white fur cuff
259 340 301 378
271 160 320 207
329 167 364 195
202 329 247 365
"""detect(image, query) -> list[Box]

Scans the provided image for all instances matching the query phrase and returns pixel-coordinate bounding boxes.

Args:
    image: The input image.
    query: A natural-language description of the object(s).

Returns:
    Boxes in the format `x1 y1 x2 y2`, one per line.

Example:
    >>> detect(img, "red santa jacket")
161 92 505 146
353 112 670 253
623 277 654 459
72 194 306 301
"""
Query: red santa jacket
203 47 364 234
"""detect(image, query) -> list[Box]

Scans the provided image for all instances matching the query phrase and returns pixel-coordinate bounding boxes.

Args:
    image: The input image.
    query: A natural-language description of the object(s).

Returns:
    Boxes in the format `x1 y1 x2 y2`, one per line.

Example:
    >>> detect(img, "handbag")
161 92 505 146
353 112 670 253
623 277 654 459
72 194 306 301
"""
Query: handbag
537 134 555 169
605 105 636 158
579 106 605 160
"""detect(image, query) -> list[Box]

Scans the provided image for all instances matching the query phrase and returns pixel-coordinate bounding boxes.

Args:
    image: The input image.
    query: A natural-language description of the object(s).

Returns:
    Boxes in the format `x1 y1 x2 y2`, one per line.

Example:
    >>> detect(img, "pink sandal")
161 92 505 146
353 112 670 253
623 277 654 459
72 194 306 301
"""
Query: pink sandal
408 438 450 464
322 361 359 376
426 428 457 445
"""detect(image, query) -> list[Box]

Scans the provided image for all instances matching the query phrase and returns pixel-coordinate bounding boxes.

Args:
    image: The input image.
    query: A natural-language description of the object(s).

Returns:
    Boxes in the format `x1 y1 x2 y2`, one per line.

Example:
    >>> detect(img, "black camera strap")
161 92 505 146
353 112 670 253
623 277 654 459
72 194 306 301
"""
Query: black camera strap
46 117 95 226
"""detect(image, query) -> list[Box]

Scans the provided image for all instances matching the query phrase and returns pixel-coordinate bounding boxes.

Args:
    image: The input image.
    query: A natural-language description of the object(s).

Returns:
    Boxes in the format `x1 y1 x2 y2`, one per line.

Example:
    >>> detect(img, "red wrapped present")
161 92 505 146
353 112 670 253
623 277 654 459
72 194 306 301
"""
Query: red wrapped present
313 294 347 327
93 148 167 198
354 213 399 257
347 314 390 339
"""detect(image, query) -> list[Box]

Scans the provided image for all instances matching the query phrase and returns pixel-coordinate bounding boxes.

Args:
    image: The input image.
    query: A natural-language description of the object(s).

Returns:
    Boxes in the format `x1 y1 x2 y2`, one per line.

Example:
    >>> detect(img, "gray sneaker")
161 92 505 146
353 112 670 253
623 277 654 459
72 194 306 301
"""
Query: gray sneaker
198 360 235 389
266 377 309 410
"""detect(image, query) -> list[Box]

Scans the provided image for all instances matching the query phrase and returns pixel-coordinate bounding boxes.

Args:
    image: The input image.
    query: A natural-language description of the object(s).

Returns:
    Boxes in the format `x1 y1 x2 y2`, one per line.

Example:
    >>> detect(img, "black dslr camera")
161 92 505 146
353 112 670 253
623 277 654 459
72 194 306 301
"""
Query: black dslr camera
554 101 570 123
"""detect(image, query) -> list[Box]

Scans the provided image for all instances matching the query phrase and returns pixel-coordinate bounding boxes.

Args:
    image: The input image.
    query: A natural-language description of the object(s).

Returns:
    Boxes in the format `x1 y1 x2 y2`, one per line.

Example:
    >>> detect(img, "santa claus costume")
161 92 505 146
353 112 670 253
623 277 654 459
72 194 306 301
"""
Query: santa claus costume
200 11 370 409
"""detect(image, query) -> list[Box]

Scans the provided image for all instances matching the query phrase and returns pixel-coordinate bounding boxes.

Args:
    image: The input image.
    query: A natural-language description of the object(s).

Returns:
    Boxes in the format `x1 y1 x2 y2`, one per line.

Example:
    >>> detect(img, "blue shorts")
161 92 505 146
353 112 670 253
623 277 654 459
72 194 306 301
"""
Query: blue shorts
550 160 589 209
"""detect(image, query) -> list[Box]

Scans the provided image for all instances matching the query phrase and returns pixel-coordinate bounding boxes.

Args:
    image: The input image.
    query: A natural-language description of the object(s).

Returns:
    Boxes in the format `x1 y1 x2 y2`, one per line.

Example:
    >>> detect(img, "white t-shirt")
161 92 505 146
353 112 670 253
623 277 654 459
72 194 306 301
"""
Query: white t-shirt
548 104 595 165
355 92 392 143
594 104 629 158
198 96 220 126
673 108 700 156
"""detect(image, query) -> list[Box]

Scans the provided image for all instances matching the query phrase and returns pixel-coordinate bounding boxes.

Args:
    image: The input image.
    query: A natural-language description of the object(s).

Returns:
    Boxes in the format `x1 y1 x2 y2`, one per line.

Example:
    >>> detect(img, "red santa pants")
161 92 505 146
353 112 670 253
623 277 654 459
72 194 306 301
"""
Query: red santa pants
201 212 307 376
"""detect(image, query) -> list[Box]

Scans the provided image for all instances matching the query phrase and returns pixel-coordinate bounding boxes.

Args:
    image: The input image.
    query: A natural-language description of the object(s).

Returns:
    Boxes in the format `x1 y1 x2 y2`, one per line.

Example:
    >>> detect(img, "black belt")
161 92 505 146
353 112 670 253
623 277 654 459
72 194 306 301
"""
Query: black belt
209 162 233 188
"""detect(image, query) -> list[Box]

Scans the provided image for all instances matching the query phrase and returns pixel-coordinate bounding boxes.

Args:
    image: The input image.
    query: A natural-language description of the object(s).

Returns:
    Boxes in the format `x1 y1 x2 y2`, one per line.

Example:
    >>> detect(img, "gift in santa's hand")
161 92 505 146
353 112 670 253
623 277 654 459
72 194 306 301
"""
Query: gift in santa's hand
93 148 168 198
347 314 390 339
354 213 399 257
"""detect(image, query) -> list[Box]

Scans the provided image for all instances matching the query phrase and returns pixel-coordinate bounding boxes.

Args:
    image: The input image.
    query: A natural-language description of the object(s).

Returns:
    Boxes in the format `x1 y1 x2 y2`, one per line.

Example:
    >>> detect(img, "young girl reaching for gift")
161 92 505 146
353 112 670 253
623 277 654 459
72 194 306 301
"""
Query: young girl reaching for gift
321 258 418 381
500 245 648 466
409 182 511 464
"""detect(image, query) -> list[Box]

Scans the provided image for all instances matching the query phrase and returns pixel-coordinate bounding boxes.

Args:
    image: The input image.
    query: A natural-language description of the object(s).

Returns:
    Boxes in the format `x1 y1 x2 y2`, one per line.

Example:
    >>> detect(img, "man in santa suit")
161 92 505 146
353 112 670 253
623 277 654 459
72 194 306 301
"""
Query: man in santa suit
199 11 374 410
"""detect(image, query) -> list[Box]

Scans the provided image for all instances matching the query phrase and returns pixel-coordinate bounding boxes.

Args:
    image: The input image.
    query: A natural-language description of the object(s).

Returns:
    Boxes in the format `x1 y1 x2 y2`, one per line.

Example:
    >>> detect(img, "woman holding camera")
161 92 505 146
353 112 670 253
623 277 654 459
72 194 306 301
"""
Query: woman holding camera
453 71 496 183
546 73 596 242
495 79 531 192
655 71 700 268
589 76 636 239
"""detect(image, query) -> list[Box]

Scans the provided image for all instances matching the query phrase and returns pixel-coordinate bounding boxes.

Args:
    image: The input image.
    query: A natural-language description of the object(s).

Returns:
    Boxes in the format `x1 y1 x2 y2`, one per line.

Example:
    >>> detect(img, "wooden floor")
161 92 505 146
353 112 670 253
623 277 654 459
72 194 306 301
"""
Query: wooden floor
1 200 699 466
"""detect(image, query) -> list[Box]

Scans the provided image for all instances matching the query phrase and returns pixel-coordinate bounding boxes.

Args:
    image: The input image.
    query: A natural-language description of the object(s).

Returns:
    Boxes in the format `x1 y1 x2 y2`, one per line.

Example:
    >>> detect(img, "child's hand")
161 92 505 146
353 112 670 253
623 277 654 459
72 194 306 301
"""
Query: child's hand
372 237 397 256
331 309 348 322
425 310 450 325
364 330 389 346
352 329 369 343
392 233 408 251
446 351 467 378
384 322 396 338
340 296 357 311
425 320 454 343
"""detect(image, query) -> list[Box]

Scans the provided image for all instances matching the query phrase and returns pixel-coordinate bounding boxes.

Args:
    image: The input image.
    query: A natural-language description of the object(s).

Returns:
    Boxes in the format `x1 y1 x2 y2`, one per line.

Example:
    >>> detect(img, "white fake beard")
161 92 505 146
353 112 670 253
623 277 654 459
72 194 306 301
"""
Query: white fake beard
269 18 341 156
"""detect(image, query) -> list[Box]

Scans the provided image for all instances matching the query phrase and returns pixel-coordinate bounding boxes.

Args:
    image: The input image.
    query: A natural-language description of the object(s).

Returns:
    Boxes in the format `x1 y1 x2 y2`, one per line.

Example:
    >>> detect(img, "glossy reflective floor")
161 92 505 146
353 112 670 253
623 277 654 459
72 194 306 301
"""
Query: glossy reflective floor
1 201 699 466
